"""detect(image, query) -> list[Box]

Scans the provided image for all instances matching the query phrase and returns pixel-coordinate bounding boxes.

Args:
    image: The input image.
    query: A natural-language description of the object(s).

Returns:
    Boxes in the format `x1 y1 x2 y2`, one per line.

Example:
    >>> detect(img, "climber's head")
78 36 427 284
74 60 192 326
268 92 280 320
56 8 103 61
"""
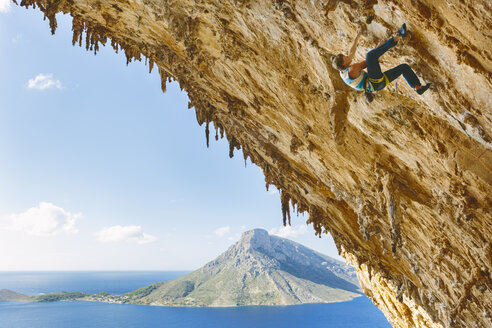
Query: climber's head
332 54 346 71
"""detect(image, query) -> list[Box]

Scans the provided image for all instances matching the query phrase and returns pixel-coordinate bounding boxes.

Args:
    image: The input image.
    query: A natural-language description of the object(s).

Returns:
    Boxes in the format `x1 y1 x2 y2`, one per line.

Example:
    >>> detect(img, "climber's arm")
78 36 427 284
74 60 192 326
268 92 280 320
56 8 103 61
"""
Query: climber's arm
348 60 367 79
343 29 363 68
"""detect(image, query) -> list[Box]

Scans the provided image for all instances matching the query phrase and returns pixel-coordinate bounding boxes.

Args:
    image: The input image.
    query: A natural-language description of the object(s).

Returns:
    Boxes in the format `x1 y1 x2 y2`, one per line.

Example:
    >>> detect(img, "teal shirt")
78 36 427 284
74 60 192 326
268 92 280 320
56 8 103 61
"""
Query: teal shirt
340 68 367 91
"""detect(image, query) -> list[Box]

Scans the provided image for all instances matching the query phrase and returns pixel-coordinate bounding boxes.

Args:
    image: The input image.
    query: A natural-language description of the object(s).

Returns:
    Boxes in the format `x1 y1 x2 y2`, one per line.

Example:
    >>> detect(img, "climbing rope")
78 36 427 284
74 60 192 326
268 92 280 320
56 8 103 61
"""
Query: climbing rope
386 91 492 178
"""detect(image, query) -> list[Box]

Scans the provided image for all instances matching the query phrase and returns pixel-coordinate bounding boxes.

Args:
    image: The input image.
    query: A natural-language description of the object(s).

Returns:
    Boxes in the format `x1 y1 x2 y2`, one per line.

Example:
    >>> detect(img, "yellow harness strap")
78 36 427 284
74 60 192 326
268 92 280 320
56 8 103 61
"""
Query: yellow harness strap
365 73 390 91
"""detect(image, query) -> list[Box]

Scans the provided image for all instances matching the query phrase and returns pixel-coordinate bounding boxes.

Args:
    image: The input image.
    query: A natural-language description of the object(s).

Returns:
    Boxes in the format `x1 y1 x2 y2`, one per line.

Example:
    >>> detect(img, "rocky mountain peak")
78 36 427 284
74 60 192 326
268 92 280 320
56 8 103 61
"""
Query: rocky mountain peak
130 229 361 307
237 228 271 251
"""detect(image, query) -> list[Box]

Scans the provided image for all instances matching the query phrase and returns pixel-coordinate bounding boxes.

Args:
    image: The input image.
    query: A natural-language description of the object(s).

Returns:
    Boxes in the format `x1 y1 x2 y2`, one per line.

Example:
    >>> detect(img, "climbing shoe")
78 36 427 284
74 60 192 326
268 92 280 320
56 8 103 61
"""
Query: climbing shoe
397 23 407 37
417 83 431 95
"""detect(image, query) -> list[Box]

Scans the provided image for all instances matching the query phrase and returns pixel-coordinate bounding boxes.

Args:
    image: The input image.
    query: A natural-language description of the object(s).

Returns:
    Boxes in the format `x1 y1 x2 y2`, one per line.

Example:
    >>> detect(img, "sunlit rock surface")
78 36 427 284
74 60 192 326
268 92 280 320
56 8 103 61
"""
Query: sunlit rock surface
16 0 491 327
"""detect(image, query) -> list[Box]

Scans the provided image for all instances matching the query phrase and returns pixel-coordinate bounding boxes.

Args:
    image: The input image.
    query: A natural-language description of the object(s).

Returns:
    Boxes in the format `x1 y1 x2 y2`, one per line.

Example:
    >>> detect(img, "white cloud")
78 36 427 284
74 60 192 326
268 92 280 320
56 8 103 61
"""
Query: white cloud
214 226 230 237
27 73 62 90
95 225 157 244
0 0 11 13
12 33 22 44
269 225 307 239
1 202 80 236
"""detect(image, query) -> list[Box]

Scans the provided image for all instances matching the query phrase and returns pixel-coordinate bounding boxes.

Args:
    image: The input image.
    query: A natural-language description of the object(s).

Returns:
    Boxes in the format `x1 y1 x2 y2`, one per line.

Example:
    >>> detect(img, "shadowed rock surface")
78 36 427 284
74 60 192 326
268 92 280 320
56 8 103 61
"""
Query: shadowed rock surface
15 0 492 327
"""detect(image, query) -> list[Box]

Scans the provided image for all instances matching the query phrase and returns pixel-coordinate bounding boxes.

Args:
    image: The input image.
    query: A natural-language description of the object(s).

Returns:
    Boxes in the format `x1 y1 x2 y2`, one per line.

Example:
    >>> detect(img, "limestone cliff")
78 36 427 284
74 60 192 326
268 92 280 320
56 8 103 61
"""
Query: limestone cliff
15 0 491 327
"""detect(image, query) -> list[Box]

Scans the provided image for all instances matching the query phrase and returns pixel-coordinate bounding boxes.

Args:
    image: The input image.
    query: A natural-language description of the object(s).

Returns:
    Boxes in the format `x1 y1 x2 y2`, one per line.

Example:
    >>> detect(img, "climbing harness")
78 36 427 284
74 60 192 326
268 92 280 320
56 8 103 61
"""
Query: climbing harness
364 73 390 93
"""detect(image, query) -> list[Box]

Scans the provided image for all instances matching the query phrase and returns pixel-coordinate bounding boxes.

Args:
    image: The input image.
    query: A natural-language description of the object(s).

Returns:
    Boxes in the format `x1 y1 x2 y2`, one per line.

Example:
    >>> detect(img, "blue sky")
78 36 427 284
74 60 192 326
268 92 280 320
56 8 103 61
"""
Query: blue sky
0 2 343 270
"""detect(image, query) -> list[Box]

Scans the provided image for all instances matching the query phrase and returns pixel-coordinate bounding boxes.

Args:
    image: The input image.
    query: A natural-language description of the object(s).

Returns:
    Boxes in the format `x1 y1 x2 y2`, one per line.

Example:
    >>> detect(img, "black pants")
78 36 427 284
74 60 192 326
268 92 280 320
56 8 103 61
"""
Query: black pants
366 37 421 90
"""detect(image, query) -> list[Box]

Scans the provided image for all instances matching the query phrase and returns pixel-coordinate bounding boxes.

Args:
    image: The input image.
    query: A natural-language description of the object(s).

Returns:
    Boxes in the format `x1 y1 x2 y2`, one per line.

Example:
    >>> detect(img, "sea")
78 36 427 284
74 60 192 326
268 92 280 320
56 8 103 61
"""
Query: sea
0 271 391 328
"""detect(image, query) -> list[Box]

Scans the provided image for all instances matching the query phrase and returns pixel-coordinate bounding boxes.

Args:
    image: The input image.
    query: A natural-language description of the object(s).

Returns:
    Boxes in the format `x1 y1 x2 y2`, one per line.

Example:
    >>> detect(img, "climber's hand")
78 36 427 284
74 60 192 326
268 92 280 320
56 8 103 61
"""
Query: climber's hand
356 28 364 38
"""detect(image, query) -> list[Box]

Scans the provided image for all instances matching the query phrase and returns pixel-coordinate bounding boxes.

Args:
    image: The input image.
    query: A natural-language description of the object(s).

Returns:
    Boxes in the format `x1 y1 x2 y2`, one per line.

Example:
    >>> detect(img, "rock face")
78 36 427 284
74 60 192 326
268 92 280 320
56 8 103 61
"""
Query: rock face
133 229 361 306
16 0 491 327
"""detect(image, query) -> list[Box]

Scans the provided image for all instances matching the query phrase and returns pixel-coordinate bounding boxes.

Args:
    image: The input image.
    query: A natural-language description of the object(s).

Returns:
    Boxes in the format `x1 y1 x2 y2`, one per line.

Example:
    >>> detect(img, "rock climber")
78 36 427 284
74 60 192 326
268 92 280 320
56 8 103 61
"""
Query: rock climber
332 24 431 103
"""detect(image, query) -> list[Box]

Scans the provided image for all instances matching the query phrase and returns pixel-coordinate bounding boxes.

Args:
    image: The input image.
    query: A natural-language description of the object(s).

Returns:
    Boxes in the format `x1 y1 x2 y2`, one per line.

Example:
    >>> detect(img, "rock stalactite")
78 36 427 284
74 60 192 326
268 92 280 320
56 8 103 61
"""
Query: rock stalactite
15 0 491 327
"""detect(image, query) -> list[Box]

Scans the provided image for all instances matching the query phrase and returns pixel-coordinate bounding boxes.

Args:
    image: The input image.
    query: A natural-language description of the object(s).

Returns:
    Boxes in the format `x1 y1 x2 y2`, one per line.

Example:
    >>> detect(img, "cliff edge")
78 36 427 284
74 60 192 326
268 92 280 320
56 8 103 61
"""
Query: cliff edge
15 0 491 327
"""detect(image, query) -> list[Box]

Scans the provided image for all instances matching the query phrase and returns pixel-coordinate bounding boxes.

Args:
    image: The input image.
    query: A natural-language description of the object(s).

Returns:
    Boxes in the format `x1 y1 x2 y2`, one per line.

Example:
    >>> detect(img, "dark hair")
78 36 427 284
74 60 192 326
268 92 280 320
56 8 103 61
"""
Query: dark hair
332 54 345 71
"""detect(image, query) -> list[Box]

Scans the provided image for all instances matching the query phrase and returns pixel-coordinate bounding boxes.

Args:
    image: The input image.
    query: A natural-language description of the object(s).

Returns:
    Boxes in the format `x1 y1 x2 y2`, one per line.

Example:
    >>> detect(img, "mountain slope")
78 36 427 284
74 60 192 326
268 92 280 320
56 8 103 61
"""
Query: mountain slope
0 289 31 302
132 229 361 306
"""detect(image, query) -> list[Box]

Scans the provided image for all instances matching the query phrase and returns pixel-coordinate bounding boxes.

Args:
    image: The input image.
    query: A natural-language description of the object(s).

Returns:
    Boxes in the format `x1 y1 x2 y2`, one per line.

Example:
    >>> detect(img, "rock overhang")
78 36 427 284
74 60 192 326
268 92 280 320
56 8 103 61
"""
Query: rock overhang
15 0 492 327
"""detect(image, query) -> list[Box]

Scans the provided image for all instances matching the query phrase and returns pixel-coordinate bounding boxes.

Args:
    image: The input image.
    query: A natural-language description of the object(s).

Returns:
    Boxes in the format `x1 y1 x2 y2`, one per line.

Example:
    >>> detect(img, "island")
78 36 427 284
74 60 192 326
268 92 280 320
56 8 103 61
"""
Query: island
3 229 362 307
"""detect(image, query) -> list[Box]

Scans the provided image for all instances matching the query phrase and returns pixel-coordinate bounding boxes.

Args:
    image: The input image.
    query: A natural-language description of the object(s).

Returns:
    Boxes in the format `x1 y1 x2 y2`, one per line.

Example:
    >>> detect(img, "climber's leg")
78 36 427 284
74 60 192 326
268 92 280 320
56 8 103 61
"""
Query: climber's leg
366 37 398 80
384 64 432 94
384 63 420 88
